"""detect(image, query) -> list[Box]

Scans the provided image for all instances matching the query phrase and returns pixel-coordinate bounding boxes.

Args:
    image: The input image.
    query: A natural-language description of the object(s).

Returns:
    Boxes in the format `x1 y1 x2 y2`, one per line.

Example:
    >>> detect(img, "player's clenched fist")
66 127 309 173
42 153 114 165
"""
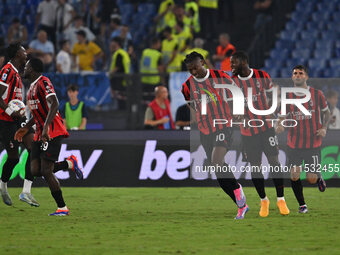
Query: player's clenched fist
14 127 29 142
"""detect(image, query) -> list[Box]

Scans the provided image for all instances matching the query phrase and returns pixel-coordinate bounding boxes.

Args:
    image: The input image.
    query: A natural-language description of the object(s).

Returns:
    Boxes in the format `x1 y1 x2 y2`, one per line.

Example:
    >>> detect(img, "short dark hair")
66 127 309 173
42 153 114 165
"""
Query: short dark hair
7 42 22 60
231 51 249 64
29 58 44 73
184 51 204 65
59 39 69 49
150 37 160 46
112 37 122 47
12 17 20 24
292 65 308 75
111 17 121 25
67 84 79 92
163 26 172 34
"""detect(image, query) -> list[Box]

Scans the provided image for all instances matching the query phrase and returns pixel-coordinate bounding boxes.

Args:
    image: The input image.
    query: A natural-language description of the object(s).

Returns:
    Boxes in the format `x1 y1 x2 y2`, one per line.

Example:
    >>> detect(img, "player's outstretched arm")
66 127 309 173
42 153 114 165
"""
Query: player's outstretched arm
14 118 35 142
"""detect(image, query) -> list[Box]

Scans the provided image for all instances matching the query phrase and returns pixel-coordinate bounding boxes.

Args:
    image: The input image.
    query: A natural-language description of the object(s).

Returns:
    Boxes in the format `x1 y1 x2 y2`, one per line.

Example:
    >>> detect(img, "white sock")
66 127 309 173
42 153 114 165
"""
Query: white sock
66 159 73 169
58 206 68 210
277 197 285 202
23 179 33 193
261 196 268 201
0 180 7 192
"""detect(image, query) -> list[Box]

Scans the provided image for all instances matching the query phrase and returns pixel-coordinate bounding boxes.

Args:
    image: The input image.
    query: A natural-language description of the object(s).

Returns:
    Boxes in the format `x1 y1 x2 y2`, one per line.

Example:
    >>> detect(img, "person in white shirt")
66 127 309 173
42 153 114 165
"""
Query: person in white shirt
64 15 96 49
35 0 58 44
56 39 71 73
56 0 75 42
326 90 340 130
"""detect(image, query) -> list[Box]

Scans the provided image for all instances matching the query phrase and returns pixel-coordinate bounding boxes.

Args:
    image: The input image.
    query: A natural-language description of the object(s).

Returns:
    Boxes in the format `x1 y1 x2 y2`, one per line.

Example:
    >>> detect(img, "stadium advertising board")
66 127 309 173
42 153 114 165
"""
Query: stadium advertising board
3 131 340 187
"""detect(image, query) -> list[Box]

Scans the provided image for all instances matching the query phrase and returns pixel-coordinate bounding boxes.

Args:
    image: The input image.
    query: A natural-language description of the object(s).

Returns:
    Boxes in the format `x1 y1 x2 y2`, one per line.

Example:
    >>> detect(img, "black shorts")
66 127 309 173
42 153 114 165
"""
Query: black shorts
31 136 63 162
0 119 34 151
200 127 232 163
242 127 279 163
288 147 321 173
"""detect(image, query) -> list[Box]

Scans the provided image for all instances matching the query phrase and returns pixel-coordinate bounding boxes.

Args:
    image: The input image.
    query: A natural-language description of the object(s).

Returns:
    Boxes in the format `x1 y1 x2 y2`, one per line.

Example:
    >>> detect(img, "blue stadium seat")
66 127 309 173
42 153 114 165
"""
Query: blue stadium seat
315 40 334 49
280 30 298 41
300 30 319 40
308 59 327 70
295 40 314 49
321 31 338 40
292 49 311 59
264 59 283 69
314 49 333 59
323 68 340 78
326 22 340 32
311 11 331 22
280 68 292 78
308 68 323 78
275 39 295 50
266 68 280 78
270 48 290 60
333 12 340 21
290 12 309 23
286 58 306 68
329 58 340 69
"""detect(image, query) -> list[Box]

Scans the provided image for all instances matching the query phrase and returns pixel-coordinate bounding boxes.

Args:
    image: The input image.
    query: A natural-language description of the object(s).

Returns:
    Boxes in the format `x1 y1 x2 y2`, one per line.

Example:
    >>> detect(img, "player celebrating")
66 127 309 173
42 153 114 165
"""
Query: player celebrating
0 43 83 207
230 51 289 217
276 65 330 213
181 51 248 220
15 58 72 216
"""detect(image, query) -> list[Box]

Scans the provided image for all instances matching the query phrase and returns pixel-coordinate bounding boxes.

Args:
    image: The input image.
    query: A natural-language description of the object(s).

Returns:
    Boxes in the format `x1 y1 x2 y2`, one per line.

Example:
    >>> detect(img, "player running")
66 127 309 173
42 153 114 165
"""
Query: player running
0 43 83 208
230 51 289 217
181 51 248 220
276 65 330 213
15 58 74 216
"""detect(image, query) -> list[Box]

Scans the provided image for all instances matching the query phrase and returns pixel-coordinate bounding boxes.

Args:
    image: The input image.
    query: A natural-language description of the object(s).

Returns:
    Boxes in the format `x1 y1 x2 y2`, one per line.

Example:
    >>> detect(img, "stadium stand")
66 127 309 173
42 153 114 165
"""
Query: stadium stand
263 0 340 78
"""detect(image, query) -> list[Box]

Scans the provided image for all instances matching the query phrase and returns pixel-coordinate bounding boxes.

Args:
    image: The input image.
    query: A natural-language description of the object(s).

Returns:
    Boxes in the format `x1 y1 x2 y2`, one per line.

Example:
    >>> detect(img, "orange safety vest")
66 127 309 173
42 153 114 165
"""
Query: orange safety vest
216 43 236 71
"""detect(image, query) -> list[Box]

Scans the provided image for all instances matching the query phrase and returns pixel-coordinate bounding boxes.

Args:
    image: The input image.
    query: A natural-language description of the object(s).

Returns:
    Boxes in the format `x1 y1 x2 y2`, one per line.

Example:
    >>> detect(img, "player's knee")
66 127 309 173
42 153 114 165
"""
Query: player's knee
307 175 318 184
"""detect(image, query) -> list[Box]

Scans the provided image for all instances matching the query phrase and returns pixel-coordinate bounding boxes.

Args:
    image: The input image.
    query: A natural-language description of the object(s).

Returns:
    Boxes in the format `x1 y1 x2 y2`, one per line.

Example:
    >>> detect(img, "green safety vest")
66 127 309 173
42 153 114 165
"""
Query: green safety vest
65 101 84 130
162 38 180 72
110 48 131 74
140 48 162 85
110 48 131 86
199 0 218 9
185 2 200 33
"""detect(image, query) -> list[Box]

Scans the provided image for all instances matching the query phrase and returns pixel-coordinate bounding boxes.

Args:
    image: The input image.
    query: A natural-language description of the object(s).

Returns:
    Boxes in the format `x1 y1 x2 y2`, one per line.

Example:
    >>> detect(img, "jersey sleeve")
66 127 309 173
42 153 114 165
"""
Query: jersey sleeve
263 71 273 91
40 79 56 98
181 82 190 102
0 68 11 87
318 90 329 112
90 42 102 55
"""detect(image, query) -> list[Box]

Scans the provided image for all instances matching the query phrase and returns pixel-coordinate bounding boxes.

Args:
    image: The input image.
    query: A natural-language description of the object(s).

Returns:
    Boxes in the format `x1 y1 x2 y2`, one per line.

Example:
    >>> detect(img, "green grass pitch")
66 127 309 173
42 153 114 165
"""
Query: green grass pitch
0 187 340 255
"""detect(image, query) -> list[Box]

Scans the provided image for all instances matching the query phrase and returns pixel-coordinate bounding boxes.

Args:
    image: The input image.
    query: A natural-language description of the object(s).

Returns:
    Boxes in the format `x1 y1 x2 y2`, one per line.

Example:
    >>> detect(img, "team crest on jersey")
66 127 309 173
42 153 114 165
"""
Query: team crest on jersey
1 73 7 81
309 100 313 107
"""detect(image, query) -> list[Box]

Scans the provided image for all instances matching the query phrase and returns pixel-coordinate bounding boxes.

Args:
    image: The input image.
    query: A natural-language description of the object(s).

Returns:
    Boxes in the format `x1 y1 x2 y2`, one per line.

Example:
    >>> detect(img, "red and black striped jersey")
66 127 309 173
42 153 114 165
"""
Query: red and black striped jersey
27 75 69 141
284 87 328 149
232 68 273 136
0 62 24 122
181 69 233 135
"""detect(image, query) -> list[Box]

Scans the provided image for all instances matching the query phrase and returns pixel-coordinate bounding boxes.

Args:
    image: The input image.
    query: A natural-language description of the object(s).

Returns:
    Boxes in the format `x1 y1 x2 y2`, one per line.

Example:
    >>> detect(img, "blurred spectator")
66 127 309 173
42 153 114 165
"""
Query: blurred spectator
198 0 218 39
140 37 164 104
69 0 87 15
253 0 273 30
109 37 131 109
84 1 101 35
212 33 236 72
110 18 132 42
185 0 200 34
56 0 75 42
326 90 340 130
144 86 175 130
175 103 190 130
173 21 192 53
0 37 5 68
100 0 119 38
173 4 191 29
154 0 175 33
183 38 213 70
162 26 180 73
56 40 72 73
28 30 54 71
7 18 28 45
35 0 58 44
61 84 88 130
71 30 103 71
64 15 96 49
